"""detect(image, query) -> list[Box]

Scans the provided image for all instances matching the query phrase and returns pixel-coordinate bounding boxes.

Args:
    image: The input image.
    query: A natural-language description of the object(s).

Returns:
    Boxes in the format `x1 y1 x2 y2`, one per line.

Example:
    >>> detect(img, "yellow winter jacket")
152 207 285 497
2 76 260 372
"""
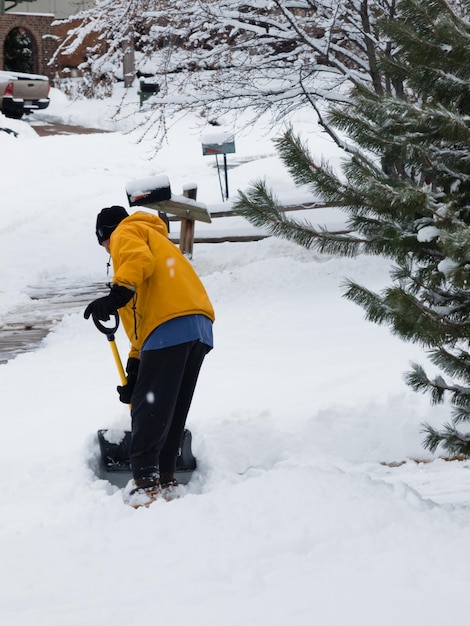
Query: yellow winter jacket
109 211 215 358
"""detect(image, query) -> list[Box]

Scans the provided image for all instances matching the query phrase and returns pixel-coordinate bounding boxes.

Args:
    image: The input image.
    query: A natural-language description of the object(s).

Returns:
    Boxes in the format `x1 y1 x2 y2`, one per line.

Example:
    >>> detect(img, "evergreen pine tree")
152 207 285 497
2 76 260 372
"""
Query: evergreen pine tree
234 0 470 456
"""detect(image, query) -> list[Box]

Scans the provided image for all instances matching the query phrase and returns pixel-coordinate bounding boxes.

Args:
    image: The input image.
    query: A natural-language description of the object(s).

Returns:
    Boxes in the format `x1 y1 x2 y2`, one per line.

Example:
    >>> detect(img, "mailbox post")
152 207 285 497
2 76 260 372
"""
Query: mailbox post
201 131 235 201
180 184 198 258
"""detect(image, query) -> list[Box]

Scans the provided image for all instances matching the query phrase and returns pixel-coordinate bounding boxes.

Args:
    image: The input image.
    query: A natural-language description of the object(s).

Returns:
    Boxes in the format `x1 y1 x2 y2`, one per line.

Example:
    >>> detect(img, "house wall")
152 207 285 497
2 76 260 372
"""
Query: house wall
0 1 94 77
0 12 56 76
8 1 93 20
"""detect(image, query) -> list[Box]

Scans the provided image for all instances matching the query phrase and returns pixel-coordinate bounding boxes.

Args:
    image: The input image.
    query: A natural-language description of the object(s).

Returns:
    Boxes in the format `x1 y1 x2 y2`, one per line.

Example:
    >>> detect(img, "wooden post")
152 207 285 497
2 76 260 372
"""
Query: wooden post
180 185 197 258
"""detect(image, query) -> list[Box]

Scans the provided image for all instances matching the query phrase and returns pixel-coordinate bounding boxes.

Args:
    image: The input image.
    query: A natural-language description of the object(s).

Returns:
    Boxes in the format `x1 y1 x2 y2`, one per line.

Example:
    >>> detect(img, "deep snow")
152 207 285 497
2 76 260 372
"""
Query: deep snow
1 85 470 626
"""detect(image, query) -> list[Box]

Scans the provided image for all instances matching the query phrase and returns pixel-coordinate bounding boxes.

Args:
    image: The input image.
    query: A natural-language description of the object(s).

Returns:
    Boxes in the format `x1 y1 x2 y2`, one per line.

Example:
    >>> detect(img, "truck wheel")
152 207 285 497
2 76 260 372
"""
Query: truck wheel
4 110 23 120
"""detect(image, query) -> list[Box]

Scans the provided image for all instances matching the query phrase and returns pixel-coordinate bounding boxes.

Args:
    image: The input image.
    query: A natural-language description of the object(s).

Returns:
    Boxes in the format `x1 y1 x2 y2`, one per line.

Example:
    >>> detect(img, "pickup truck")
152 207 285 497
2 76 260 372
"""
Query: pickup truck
0 70 50 119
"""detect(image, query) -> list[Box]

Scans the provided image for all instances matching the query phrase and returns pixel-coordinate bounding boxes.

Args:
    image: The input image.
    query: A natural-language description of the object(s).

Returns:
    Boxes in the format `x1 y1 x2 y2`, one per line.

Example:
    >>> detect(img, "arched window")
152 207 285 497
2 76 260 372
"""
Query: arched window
4 26 37 74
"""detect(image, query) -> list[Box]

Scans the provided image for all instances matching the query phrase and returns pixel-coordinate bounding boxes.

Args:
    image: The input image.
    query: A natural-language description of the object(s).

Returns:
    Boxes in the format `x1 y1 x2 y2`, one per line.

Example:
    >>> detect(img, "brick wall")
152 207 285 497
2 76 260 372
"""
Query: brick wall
0 13 57 78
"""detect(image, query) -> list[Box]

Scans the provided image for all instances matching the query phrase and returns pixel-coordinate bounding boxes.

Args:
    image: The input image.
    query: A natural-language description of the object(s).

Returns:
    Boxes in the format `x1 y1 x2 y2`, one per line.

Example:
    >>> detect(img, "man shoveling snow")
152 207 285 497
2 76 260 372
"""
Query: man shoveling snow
84 206 215 508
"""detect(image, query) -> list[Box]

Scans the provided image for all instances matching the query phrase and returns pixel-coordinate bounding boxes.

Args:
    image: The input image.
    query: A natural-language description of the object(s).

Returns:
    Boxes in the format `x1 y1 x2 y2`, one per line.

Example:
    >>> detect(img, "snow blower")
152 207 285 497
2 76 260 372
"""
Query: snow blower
93 312 197 488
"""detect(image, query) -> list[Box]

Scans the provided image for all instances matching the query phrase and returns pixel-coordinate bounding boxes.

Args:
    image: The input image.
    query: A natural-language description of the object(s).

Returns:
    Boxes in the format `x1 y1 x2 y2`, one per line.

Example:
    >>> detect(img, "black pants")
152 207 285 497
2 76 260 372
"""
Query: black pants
130 340 210 481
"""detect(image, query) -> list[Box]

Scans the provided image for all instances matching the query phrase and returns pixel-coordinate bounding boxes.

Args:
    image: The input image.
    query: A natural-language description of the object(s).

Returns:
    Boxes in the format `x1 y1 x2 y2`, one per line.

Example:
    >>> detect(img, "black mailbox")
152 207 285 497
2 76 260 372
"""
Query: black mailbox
139 79 160 106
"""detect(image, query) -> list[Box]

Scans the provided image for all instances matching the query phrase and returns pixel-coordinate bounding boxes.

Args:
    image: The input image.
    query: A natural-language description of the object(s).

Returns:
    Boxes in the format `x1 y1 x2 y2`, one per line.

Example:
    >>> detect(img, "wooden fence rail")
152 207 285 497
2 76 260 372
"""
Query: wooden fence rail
168 201 339 245
167 201 337 221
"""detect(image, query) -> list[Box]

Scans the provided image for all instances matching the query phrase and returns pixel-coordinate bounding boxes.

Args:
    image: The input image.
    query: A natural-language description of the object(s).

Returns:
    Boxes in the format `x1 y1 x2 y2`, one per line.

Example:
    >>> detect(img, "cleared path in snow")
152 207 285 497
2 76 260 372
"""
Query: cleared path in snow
0 282 106 363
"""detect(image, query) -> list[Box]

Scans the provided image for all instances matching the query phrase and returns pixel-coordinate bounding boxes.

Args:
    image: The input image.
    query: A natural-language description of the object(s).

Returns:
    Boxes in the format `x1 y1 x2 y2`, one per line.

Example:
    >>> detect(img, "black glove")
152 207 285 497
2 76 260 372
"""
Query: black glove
117 357 140 404
84 284 134 321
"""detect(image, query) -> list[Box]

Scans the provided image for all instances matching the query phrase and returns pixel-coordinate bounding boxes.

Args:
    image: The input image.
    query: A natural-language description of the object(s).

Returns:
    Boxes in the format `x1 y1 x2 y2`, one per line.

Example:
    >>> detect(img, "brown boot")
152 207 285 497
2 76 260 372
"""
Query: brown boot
159 472 176 488
159 475 182 501
130 477 161 494
123 477 161 508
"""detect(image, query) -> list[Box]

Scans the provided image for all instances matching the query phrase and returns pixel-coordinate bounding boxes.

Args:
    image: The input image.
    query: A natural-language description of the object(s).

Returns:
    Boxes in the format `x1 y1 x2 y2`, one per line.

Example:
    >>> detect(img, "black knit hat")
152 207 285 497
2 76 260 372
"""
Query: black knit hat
96 206 129 244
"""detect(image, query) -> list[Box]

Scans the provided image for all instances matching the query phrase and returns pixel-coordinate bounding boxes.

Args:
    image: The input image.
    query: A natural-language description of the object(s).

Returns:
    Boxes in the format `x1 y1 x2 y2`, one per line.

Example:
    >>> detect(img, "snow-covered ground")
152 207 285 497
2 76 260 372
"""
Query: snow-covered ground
1 85 470 625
